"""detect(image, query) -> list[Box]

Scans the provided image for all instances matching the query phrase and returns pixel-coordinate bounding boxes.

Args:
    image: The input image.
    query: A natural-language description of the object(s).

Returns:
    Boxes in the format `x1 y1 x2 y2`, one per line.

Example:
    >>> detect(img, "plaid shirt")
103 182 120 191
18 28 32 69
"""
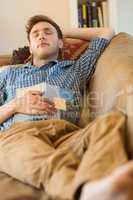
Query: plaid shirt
0 37 109 130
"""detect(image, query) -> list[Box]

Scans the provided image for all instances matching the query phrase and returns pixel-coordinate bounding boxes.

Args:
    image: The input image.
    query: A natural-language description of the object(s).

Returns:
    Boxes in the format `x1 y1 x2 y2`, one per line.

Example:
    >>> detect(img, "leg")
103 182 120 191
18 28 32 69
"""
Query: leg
53 112 128 199
72 111 128 193
0 122 55 188
0 120 80 199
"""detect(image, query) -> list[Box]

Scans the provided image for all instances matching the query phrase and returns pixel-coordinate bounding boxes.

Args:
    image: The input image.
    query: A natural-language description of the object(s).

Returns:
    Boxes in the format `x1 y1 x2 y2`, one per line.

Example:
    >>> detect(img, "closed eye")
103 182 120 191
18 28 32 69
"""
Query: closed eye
31 27 54 38
44 29 53 35
33 33 39 38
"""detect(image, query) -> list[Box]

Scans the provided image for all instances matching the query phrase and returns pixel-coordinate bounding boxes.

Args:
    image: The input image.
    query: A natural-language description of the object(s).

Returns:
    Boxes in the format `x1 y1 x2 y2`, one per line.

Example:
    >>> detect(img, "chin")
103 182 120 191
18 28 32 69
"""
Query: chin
37 50 57 60
36 51 50 59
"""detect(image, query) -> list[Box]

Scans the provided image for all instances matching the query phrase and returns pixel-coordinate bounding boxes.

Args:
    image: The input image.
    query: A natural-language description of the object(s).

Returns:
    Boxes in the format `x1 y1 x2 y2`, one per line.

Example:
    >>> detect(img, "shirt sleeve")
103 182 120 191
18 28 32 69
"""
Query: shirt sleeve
0 67 8 105
74 37 110 84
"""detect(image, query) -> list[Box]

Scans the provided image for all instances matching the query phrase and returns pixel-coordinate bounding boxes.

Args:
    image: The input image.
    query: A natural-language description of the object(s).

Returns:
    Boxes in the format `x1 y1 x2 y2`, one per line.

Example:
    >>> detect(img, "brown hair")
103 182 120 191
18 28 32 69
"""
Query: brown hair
25 15 63 41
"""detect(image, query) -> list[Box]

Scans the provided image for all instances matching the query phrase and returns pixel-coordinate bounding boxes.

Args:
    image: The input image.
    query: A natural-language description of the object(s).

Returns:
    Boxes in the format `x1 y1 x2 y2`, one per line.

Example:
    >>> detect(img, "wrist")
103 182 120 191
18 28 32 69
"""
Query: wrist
62 28 74 38
8 99 17 115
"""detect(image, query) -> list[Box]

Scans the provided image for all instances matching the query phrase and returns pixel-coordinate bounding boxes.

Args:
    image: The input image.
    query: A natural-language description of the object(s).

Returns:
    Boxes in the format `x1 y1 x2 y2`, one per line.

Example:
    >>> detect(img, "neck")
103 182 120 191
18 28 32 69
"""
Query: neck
33 56 57 67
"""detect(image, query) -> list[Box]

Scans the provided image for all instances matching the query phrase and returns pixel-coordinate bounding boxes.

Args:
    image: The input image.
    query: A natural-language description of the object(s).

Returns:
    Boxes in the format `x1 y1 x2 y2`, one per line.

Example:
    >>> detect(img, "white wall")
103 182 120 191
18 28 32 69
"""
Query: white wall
1 0 133 54
0 0 71 54
108 0 133 35
117 0 133 35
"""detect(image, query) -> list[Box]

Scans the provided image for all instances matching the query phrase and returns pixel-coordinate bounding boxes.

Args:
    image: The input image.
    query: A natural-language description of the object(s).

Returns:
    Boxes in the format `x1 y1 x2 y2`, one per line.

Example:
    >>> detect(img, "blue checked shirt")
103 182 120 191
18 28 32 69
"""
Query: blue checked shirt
0 38 109 130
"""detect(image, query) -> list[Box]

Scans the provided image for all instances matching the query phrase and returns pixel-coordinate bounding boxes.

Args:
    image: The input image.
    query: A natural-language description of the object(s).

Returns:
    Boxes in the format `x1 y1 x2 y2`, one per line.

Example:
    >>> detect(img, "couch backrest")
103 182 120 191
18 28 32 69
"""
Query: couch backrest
0 38 89 66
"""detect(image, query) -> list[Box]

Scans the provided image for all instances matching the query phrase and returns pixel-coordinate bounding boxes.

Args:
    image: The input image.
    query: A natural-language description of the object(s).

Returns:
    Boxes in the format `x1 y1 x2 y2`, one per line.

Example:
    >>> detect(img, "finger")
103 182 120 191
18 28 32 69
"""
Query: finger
30 95 43 104
42 97 55 105
33 105 57 113
44 108 57 115
38 100 56 110
32 102 57 112
31 107 57 115
28 90 43 96
31 101 56 111
30 109 47 115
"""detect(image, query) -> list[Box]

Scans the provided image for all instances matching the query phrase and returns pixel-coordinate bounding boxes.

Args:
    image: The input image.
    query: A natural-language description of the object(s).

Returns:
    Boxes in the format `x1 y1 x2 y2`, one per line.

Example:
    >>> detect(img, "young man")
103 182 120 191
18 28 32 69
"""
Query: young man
0 15 133 200
0 15 114 130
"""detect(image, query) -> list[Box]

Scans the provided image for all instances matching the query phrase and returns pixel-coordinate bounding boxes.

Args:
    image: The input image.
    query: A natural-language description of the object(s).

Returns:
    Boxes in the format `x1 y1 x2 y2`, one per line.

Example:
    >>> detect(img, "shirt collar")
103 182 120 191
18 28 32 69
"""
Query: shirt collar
57 60 75 67
23 60 74 70
24 60 58 69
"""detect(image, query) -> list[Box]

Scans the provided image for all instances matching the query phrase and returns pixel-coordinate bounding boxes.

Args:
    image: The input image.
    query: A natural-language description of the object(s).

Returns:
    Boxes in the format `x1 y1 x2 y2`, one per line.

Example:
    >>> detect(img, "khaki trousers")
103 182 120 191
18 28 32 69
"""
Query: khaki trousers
0 112 128 200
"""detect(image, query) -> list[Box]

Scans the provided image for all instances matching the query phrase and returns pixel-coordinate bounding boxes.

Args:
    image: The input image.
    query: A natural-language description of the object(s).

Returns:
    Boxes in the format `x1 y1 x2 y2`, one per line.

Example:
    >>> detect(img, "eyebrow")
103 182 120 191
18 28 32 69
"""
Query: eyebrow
31 27 53 34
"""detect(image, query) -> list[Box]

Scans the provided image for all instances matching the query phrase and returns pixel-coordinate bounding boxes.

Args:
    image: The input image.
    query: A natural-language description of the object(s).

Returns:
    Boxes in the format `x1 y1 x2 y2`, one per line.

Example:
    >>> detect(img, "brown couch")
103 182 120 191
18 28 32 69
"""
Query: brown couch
0 32 133 199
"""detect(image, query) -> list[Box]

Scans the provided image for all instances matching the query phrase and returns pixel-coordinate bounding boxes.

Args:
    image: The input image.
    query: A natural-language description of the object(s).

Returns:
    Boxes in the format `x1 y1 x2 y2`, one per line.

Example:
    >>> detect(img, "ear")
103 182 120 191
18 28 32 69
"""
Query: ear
58 39 63 49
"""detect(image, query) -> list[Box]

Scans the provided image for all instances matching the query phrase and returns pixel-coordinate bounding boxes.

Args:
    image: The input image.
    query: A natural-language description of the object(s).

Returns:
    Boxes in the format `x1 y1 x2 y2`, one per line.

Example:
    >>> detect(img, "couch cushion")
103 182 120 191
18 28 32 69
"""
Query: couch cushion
11 46 30 64
62 38 88 60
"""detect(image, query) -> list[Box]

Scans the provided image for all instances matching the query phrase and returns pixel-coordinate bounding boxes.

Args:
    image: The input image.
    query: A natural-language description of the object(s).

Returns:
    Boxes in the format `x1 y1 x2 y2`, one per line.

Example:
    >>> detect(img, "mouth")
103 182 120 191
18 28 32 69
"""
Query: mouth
37 43 49 48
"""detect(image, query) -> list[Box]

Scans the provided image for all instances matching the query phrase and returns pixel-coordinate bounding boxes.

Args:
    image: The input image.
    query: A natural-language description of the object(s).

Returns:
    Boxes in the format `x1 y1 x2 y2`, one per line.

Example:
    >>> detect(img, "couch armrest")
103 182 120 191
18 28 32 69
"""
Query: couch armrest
0 55 12 66
86 32 133 157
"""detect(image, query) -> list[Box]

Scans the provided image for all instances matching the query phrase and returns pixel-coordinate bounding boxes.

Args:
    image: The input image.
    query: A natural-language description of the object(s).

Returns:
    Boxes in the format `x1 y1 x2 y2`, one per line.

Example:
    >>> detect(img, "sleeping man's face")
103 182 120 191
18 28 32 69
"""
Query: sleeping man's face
29 21 63 60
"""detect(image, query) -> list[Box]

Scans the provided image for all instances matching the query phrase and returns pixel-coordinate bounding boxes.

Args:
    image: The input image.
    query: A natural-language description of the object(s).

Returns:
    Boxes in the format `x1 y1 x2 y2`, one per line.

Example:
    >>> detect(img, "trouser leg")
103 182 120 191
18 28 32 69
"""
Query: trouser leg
0 120 79 200
45 112 128 199
72 112 128 198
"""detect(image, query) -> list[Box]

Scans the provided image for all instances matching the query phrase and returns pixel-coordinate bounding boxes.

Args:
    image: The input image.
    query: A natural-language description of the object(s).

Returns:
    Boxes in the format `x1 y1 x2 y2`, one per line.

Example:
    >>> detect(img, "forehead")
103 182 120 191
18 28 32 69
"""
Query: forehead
30 21 56 33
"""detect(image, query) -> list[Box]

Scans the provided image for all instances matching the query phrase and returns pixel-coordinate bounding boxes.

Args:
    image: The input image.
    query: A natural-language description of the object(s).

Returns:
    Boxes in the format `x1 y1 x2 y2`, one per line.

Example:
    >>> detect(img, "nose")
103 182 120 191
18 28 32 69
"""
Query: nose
39 32 46 40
